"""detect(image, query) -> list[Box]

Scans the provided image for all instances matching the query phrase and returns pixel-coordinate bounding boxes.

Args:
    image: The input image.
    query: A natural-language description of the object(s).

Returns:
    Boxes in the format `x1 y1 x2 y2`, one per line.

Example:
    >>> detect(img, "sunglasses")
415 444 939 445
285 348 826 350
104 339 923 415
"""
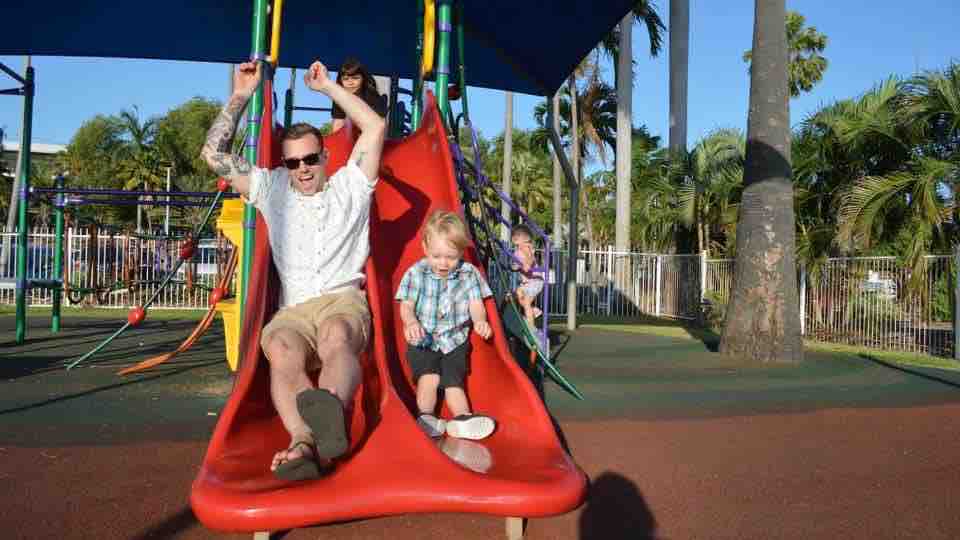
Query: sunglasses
283 152 322 170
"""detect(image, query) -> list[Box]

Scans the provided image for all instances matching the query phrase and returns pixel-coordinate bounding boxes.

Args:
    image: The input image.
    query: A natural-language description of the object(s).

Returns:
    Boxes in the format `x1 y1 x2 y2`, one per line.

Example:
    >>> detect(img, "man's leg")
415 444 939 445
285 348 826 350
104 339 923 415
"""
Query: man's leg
314 317 364 405
262 328 316 470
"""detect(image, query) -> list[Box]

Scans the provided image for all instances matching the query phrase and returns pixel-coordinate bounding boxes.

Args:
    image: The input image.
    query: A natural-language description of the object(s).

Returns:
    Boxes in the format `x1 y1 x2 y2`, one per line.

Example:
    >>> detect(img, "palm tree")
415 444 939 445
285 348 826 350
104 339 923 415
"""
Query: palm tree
510 149 553 220
600 2 665 252
117 107 164 230
833 74 959 281
720 0 803 363
551 92 563 248
672 129 746 256
905 63 960 223
743 10 828 98
502 92 513 240
669 0 690 155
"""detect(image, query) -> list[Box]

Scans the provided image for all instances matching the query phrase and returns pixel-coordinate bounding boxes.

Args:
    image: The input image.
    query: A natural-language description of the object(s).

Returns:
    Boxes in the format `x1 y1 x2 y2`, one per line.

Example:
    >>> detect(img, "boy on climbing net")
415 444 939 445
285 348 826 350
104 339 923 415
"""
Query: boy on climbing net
507 223 548 366
395 210 497 440
510 224 545 334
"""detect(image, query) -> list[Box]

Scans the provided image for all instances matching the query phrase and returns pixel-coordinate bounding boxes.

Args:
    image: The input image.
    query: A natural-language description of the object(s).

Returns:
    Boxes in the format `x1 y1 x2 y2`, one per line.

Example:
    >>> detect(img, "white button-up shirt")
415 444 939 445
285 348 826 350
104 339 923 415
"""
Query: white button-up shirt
247 159 376 308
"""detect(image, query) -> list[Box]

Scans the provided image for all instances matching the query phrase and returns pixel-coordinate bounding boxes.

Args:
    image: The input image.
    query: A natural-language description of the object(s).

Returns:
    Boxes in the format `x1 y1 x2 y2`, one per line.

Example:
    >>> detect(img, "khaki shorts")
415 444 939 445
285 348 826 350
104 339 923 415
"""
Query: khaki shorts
261 288 372 360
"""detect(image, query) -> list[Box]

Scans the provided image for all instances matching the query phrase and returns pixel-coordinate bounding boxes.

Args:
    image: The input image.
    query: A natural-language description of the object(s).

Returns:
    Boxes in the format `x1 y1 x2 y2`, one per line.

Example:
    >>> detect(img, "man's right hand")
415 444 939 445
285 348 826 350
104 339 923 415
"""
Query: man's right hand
404 321 426 345
233 61 263 98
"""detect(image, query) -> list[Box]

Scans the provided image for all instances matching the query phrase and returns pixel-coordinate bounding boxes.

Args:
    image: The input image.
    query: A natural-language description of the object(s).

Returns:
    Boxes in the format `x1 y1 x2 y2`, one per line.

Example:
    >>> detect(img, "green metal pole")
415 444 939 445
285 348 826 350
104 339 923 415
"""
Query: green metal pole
456 1 469 122
435 0 453 124
14 66 34 345
411 0 425 130
284 67 295 129
240 0 269 326
388 76 400 138
52 174 65 333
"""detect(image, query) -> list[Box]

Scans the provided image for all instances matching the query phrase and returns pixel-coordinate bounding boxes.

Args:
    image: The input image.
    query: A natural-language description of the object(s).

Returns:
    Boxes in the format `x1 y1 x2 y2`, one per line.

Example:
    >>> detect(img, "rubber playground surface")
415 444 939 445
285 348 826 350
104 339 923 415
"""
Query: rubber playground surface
2 311 960 539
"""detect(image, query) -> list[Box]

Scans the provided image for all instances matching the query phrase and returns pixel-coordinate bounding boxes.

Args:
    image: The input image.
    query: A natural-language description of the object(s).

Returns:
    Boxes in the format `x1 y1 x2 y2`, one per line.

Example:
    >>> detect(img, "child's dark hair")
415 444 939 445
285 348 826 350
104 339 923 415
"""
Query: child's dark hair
511 224 534 241
337 57 380 101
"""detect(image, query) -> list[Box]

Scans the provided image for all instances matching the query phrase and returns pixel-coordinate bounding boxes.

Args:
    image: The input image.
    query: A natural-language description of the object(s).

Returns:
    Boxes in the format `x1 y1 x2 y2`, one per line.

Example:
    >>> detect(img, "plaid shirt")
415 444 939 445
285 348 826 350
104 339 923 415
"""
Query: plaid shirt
395 258 493 354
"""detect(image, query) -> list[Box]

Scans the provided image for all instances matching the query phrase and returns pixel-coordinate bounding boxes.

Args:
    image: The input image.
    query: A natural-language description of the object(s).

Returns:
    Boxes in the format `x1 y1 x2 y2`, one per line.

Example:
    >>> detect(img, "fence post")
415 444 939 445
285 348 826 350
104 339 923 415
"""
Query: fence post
606 245 613 316
954 245 959 360
699 250 707 303
800 263 807 337
655 254 662 317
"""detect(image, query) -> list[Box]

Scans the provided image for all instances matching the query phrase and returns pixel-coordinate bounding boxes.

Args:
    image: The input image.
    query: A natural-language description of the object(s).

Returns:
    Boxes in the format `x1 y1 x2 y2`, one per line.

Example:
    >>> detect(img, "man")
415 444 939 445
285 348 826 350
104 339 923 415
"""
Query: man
201 59 385 481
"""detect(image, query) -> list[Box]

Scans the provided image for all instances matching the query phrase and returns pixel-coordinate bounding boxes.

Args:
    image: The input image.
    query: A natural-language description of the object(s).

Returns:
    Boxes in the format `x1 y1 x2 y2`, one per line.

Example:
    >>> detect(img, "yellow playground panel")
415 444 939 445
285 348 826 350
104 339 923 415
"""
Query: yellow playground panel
215 198 244 371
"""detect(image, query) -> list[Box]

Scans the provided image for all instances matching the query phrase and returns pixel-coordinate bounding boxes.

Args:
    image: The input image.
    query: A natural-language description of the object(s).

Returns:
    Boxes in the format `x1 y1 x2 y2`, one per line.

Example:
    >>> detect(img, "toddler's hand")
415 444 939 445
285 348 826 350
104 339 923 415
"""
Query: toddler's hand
473 320 492 340
404 321 425 345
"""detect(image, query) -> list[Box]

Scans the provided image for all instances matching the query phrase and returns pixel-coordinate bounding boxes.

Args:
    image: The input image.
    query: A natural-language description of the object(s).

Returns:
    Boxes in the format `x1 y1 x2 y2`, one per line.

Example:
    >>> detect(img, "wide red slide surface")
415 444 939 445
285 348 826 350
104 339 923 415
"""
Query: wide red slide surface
190 94 586 532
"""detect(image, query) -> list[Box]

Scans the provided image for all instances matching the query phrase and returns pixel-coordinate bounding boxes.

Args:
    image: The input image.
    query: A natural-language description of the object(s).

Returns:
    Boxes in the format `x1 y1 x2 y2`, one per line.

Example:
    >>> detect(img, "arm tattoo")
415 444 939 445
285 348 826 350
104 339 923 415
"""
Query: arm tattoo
202 94 251 177
353 150 368 168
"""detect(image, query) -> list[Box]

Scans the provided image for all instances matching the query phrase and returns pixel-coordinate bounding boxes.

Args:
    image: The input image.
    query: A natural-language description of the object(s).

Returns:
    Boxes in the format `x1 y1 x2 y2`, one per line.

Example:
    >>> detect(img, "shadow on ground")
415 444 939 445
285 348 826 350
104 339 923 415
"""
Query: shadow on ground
579 471 658 540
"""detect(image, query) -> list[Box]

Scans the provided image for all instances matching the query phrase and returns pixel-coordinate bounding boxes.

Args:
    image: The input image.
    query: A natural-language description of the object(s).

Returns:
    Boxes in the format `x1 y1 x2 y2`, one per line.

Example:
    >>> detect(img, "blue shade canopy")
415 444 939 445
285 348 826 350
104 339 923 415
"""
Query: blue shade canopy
1 1 635 96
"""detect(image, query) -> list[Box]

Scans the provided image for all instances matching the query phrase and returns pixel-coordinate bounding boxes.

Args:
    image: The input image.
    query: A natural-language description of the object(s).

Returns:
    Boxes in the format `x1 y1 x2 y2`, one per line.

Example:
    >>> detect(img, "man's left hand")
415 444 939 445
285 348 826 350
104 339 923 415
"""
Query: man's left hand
305 61 334 93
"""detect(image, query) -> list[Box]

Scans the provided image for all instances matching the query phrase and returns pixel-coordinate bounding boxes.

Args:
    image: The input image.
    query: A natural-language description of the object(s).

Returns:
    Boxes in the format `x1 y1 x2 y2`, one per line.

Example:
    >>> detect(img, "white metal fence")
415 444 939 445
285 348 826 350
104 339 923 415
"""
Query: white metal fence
4 227 956 358
0 227 224 309
500 247 956 358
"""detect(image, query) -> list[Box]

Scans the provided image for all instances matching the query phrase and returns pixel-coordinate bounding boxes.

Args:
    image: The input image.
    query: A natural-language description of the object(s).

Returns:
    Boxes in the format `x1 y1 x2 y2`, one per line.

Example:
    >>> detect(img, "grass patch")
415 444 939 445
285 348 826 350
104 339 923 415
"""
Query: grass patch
807 342 960 372
0 305 207 321
568 317 960 373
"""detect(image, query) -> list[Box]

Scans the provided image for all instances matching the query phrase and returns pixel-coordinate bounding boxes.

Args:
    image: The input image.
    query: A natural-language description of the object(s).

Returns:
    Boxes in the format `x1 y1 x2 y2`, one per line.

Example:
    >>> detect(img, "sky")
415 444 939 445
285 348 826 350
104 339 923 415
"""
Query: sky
1 0 958 171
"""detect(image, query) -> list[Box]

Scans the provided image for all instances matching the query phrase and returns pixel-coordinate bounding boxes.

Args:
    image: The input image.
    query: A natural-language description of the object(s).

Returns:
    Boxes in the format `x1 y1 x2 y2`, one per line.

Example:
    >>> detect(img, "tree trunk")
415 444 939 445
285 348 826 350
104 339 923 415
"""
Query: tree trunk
669 0 690 155
719 0 803 363
2 57 30 270
615 13 632 252
501 91 513 242
614 14 634 313
552 92 563 249
567 76 580 330
704 221 711 256
697 217 704 254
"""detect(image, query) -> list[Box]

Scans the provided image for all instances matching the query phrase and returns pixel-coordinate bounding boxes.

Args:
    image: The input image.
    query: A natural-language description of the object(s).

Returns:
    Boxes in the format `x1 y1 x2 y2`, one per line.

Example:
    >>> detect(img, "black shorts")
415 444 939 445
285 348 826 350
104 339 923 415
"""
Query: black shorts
406 341 470 389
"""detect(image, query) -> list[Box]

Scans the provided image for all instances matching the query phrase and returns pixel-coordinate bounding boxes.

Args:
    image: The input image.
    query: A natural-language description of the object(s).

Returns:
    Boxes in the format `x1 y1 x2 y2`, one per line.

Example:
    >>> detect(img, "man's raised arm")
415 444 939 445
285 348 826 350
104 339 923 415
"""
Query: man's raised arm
304 61 385 182
200 61 264 197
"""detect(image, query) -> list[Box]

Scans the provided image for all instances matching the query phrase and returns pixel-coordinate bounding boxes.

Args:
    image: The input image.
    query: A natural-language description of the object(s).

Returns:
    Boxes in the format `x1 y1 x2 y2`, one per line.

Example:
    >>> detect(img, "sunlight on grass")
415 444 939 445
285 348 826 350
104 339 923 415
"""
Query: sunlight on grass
0 305 208 321
571 320 960 372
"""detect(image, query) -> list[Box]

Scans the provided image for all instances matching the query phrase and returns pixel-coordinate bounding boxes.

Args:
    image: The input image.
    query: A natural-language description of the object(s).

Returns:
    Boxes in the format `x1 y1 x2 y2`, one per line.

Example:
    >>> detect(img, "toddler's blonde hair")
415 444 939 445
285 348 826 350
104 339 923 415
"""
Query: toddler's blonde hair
423 210 470 252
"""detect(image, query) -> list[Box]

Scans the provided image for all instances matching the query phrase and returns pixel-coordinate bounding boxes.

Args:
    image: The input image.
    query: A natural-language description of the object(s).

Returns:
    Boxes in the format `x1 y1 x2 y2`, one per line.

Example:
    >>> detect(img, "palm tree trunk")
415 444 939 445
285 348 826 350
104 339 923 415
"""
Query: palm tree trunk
704 222 711 256
502 91 513 242
552 92 563 249
615 12 633 253
669 0 690 154
720 0 803 363
697 215 705 254
614 13 634 314
567 75 580 330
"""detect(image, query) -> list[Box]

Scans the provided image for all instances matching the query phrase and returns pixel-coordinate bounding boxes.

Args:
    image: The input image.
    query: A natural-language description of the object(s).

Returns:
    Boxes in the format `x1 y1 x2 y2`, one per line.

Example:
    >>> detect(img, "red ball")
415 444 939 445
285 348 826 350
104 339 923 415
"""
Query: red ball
208 288 224 306
217 178 230 192
127 306 146 327
179 241 196 261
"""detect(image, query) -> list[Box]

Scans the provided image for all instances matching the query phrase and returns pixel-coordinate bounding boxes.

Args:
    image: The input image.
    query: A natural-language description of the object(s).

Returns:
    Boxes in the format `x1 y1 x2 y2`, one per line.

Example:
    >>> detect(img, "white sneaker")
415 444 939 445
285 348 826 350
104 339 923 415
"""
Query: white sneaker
416 413 446 438
445 414 496 440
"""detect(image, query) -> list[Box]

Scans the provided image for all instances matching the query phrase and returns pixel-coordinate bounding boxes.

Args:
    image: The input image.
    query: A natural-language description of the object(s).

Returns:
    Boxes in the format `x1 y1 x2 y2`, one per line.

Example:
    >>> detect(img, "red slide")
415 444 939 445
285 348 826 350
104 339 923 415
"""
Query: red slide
190 92 587 533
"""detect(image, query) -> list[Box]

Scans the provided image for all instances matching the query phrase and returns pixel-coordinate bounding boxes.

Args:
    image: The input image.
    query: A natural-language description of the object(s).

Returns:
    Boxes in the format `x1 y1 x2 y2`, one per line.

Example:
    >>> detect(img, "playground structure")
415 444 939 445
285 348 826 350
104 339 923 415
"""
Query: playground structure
2 0 643 537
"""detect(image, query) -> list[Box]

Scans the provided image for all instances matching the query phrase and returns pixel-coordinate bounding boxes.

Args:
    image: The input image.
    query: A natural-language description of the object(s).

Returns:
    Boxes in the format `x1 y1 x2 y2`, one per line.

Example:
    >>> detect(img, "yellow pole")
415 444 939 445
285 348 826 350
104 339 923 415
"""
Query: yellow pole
269 0 284 66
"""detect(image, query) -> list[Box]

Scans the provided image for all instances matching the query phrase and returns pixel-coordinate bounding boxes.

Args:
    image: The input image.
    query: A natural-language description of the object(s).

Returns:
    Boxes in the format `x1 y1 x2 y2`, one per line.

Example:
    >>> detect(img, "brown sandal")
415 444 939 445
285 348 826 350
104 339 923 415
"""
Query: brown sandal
273 440 322 481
